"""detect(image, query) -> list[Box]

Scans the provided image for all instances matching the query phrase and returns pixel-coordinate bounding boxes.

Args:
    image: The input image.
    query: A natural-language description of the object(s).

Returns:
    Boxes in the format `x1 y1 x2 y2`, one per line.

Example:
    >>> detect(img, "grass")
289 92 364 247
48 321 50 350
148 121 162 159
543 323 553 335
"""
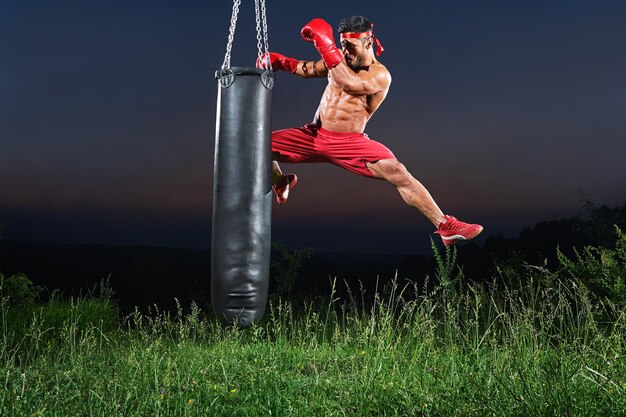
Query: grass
1 244 625 416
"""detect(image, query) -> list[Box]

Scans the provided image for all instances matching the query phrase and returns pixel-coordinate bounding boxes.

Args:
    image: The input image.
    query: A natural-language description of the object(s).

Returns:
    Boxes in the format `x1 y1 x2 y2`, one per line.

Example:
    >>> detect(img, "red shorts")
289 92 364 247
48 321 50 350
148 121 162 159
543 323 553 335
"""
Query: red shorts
271 124 396 177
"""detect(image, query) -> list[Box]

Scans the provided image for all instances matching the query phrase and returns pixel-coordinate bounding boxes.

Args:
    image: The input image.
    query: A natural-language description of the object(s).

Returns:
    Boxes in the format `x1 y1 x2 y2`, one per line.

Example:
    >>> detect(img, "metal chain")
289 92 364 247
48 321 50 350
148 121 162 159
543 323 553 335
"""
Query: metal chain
254 0 271 71
222 0 241 70
260 0 270 59
222 0 271 71
254 0 262 58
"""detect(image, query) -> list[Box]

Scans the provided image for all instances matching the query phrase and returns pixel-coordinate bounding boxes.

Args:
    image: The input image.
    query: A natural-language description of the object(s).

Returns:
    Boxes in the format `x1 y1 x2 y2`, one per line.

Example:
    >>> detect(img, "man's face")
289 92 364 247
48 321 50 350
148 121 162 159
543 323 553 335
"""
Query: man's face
341 37 369 69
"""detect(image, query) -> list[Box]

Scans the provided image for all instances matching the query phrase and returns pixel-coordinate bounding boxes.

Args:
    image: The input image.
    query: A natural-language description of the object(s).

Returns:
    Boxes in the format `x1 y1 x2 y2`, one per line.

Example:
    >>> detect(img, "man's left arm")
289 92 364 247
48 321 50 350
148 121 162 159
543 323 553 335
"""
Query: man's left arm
300 18 389 95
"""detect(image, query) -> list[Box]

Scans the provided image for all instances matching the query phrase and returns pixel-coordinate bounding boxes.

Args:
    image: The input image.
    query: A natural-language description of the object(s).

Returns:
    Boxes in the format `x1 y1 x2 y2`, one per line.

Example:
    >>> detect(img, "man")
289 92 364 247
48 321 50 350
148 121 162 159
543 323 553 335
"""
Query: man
257 15 482 247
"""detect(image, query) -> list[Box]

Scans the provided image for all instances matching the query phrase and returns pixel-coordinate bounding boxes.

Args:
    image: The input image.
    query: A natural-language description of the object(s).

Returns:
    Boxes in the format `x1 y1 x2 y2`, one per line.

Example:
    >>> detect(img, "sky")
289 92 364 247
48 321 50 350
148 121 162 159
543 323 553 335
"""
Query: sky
1 0 625 255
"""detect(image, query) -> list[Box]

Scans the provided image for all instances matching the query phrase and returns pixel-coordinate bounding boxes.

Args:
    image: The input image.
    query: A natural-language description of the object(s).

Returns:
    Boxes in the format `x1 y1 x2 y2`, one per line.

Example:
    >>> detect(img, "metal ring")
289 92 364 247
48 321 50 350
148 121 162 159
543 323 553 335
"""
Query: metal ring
217 68 235 88
260 69 274 90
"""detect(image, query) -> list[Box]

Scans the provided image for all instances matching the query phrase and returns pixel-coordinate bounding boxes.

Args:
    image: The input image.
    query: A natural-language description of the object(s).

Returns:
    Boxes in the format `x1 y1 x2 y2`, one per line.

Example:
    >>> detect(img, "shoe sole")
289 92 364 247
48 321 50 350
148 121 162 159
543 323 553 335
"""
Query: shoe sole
276 183 290 204
440 226 484 247
275 175 297 204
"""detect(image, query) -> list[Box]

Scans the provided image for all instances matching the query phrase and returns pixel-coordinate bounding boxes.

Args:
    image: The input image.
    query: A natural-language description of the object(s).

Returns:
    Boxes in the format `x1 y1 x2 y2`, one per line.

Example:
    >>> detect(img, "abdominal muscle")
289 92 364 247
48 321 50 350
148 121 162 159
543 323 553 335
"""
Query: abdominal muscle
315 83 371 133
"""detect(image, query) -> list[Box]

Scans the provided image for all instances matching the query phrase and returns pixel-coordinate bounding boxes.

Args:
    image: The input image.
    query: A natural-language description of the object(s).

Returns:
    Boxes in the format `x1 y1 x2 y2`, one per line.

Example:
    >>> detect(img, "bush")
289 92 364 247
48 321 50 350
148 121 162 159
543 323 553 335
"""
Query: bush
0 272 43 306
558 225 626 308
270 243 315 298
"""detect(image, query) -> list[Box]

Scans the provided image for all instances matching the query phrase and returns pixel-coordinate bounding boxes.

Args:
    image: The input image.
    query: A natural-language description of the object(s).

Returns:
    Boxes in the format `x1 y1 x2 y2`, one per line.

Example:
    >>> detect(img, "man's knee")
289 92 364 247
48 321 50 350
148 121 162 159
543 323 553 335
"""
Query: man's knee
368 159 411 185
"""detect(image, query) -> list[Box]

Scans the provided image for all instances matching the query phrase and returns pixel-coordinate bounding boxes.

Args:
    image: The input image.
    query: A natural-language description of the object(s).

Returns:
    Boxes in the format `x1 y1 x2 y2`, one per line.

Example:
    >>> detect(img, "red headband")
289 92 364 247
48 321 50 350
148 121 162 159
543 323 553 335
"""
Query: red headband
340 24 384 56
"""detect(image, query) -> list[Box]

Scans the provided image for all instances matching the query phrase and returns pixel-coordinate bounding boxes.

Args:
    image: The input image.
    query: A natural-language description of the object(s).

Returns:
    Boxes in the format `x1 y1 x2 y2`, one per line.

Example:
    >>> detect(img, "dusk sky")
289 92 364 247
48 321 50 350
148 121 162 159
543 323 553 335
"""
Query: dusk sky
2 0 625 255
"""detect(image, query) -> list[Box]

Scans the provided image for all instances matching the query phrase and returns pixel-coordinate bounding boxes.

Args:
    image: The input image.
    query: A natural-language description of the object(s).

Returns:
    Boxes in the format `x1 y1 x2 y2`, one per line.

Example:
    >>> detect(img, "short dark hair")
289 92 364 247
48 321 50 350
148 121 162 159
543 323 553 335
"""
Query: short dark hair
337 15 372 34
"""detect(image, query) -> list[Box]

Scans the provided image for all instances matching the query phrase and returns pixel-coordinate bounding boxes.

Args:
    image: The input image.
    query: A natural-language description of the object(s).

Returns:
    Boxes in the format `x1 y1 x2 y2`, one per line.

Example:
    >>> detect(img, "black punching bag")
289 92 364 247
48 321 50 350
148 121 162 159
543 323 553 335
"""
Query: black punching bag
212 67 274 327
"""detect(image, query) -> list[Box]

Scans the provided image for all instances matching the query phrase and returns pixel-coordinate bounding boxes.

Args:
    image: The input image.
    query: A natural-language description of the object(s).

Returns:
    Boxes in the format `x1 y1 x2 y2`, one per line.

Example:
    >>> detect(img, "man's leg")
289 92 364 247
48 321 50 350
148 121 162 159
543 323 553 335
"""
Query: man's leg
272 155 284 183
366 158 445 227
270 125 322 204
366 158 483 245
272 153 297 204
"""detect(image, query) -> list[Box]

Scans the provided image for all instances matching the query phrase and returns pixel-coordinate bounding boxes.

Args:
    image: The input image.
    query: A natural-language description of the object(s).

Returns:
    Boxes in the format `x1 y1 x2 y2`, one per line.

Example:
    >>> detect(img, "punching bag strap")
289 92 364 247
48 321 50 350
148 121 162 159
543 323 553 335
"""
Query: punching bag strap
221 0 273 79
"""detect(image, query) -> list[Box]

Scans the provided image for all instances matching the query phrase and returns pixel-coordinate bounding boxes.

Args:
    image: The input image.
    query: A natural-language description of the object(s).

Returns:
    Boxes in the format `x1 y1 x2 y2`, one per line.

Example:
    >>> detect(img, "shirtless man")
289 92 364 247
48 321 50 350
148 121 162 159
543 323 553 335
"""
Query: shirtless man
258 15 483 246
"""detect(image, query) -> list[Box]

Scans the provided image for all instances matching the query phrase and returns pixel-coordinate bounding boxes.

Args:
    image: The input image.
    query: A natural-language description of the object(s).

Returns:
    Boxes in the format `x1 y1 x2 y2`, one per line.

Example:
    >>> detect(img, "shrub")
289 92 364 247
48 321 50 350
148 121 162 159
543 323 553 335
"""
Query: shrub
0 272 43 306
270 243 315 298
558 225 626 308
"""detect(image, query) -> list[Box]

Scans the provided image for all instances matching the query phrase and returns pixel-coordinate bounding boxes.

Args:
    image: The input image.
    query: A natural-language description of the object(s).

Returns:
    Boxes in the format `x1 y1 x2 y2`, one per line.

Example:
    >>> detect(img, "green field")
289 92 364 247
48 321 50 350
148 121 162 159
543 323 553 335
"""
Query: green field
1 236 625 416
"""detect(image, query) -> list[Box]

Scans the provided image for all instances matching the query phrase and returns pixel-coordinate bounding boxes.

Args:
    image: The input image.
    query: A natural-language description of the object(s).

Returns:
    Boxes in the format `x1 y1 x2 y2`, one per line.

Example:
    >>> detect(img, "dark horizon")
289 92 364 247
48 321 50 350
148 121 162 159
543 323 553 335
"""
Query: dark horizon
0 199 613 256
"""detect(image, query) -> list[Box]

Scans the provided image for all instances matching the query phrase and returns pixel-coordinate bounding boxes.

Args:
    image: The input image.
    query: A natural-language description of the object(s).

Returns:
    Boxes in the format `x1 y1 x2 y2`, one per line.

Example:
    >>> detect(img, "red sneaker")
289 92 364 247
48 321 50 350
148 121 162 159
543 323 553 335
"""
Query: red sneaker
272 174 297 204
435 215 484 247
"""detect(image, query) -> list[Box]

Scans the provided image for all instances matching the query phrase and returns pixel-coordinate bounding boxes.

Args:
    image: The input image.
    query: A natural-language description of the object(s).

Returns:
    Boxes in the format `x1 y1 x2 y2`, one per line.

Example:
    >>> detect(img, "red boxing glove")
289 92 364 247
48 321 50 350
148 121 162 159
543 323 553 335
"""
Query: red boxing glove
256 52 298 74
301 18 344 69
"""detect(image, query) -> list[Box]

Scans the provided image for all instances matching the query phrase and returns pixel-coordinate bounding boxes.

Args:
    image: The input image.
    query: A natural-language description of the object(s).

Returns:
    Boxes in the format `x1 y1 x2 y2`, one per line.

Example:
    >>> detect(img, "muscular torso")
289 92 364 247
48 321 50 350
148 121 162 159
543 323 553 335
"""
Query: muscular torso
314 62 390 133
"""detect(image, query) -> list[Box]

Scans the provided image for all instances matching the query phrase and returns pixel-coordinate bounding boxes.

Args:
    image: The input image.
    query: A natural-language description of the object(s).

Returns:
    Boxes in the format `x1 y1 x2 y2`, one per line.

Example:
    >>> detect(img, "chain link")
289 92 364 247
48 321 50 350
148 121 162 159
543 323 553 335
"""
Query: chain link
261 0 270 65
256 0 271 71
254 0 262 59
222 0 241 70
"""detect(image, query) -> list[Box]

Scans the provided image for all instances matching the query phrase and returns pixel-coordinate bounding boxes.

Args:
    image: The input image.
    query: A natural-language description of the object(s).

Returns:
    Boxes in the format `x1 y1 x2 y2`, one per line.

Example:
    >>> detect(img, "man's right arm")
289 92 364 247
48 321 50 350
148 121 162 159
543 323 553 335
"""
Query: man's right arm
295 59 328 78
257 52 328 79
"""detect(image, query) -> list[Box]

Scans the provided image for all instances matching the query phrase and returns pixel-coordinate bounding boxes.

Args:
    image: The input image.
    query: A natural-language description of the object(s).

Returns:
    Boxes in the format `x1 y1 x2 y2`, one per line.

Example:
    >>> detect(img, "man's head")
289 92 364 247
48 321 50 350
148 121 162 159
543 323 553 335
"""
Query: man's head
338 15 372 34
338 16 380 69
